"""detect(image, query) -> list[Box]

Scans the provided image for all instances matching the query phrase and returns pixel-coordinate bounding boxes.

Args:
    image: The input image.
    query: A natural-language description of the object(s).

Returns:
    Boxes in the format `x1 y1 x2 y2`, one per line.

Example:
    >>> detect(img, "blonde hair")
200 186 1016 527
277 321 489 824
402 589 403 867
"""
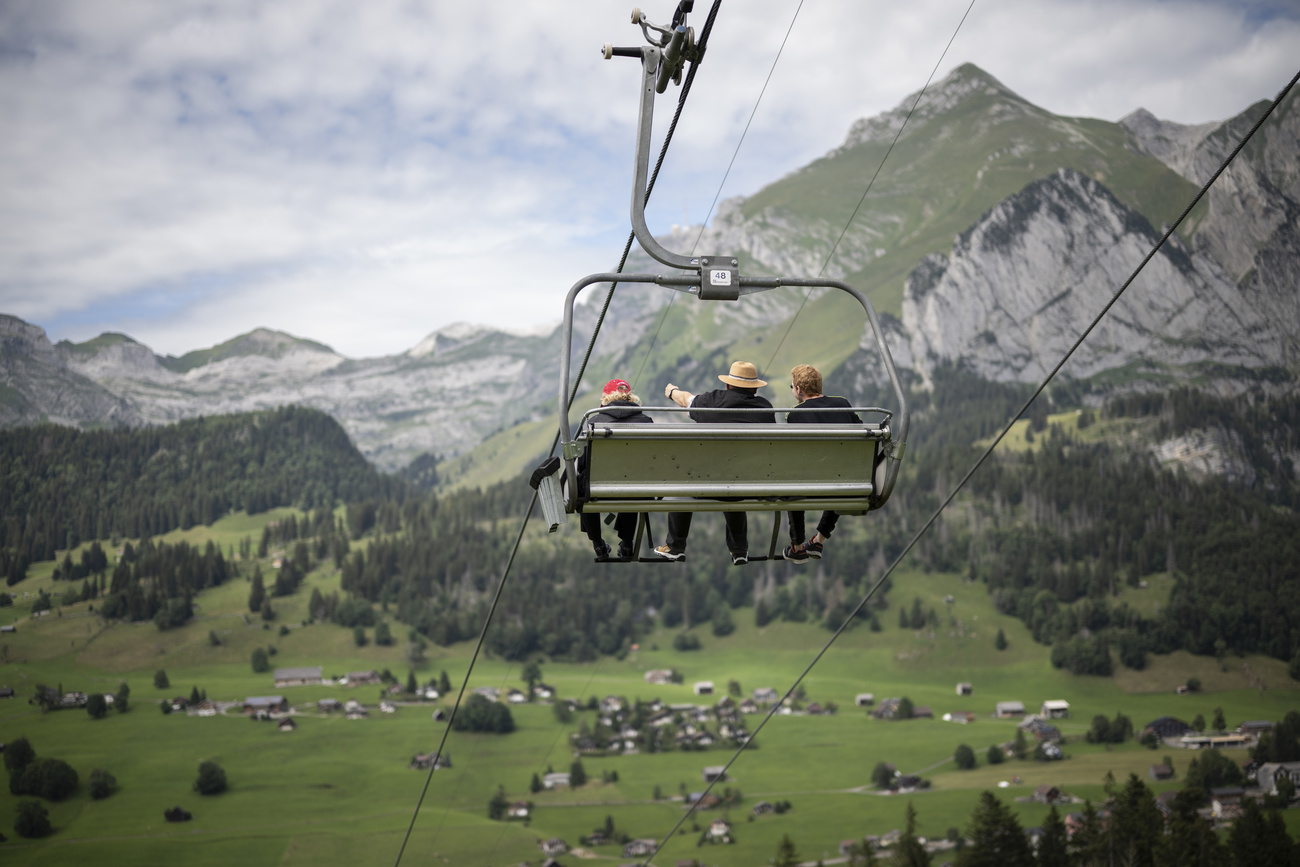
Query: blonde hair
601 388 641 406
791 364 822 396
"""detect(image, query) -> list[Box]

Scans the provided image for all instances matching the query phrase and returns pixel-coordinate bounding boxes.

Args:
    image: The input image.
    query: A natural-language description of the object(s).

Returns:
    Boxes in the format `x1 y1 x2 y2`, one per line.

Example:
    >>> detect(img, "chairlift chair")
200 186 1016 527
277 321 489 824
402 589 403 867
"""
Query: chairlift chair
534 2 910 562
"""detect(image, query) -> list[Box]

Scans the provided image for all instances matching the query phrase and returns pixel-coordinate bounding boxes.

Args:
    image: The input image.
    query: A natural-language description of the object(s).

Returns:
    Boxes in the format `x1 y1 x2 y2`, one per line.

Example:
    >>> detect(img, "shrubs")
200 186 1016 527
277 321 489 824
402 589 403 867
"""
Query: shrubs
251 647 270 673
9 758 79 800
13 799 51 838
194 761 228 795
450 694 515 734
1086 712 1133 744
88 769 117 800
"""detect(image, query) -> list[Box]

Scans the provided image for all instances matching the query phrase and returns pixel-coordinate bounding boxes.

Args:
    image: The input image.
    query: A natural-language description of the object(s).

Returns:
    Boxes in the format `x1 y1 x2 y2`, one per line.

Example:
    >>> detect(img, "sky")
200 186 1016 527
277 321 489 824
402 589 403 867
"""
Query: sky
1 0 1296 359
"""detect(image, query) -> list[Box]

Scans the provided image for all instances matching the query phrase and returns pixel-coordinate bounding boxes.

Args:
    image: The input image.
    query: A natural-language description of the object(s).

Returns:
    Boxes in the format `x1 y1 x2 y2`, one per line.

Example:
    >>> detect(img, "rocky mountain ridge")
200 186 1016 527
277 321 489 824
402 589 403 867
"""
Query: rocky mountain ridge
3 64 1296 481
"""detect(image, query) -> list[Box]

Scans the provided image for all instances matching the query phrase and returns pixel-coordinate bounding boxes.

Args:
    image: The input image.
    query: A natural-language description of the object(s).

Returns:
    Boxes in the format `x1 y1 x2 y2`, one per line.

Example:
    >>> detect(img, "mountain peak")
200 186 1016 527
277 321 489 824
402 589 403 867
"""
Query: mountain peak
161 328 338 373
838 62 1033 151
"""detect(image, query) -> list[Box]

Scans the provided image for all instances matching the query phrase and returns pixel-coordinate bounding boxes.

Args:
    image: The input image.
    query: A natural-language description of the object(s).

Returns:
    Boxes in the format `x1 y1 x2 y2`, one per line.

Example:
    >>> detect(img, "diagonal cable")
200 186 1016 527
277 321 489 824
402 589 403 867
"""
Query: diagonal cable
640 64 1300 867
765 0 976 373
392 5 724 865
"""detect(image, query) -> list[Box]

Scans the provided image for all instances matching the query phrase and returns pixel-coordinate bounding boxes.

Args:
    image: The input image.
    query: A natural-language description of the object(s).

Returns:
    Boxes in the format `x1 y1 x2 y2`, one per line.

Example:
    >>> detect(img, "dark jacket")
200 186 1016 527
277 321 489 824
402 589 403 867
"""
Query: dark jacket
787 395 860 425
688 388 775 423
589 401 654 426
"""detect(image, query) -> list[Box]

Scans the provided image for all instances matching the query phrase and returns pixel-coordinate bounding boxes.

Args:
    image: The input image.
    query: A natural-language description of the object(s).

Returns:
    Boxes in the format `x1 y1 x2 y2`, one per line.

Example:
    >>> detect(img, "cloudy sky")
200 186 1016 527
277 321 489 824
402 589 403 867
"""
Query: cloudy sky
1 0 1296 358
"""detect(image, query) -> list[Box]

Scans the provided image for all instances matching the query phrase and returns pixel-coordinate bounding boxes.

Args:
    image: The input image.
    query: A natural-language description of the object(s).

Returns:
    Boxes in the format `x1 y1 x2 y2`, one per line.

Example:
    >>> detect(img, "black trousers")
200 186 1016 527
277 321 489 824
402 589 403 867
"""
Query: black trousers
787 510 840 545
665 511 748 555
581 512 637 547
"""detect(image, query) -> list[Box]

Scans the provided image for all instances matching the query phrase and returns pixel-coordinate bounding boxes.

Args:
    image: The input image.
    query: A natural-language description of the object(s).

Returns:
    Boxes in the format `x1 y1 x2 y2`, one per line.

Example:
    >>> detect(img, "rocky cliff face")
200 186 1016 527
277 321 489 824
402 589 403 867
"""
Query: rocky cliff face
898 168 1290 385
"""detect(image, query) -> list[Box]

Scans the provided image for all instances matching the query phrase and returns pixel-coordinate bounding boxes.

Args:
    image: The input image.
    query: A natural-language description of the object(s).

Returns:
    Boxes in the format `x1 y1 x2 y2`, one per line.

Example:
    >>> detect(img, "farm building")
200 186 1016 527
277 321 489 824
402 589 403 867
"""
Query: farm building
1040 700 1070 718
243 696 289 714
702 766 726 783
1258 762 1300 794
693 681 714 695
644 669 674 685
1142 716 1193 739
855 693 875 707
272 666 322 687
277 717 297 732
956 682 973 696
345 670 381 686
995 701 1026 719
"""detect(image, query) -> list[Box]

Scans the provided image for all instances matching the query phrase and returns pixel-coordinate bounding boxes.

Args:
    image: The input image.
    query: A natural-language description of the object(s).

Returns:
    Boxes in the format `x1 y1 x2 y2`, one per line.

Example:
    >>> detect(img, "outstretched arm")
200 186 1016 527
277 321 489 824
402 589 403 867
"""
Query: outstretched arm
664 383 694 408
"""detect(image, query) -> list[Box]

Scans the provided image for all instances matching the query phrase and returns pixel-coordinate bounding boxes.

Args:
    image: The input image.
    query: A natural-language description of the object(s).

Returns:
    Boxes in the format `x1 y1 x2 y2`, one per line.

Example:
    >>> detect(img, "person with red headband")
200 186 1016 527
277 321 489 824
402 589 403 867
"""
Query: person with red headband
580 379 653 560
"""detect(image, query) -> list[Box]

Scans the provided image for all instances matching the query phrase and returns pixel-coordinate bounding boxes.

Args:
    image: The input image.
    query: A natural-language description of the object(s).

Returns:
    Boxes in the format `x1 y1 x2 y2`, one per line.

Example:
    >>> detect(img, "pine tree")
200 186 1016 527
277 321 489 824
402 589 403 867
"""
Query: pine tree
774 833 801 867
570 759 587 788
1036 806 1069 867
249 566 266 613
1105 774 1160 867
1227 797 1294 866
893 802 931 866
995 628 1008 650
955 791 1033 867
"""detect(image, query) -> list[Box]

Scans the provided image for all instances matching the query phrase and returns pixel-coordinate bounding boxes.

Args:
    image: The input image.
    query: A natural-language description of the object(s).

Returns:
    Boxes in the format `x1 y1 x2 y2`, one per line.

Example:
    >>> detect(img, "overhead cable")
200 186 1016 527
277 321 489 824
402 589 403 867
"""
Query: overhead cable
641 64 1300 867
391 5 724 865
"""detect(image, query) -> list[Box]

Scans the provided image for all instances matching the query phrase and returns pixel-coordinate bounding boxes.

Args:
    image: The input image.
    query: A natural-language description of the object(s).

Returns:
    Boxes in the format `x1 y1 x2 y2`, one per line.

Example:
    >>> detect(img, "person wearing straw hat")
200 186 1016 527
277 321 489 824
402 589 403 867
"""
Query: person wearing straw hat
580 379 653 560
654 361 775 565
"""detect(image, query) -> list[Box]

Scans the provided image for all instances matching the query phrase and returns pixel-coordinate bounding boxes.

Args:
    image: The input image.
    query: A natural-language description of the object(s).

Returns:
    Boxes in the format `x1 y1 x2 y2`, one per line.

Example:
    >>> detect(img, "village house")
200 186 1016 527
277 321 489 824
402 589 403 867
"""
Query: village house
194 700 218 716
533 683 556 700
408 752 450 770
277 717 297 732
542 772 571 789
1238 720 1274 737
473 686 499 701
995 700 1026 719
507 802 530 819
0 685 14 698
1257 761 1300 795
956 682 973 696
1211 787 1246 818
912 705 934 719
702 766 727 783
944 711 977 724
707 818 731 843
1040 700 1070 718
506 688 527 704
871 697 905 720
644 669 674 685
317 697 343 712
752 801 774 816
1142 716 1193 740
243 696 289 714
739 698 759 714
1033 784 1065 805
272 666 322 687
1019 717 1062 743
1149 764 1174 781
623 839 656 858
540 838 568 857
752 687 779 704
345 670 381 686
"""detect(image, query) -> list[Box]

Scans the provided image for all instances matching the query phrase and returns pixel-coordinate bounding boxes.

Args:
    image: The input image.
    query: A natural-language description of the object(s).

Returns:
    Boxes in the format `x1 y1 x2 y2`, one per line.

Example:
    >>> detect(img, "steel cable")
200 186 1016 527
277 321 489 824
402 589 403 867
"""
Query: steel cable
637 64 1300 867
391 5 723 864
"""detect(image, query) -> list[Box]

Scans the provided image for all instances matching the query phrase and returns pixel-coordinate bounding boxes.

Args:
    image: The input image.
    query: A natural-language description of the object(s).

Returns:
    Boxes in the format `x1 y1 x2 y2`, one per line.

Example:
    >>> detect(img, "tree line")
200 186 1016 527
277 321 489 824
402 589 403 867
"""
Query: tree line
0 406 404 584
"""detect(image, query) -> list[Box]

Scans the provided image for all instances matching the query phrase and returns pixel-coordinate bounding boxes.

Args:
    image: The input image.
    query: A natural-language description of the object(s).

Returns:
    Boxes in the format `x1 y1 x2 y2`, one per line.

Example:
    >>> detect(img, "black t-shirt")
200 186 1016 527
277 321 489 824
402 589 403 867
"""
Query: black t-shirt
787 395 860 425
689 388 775 423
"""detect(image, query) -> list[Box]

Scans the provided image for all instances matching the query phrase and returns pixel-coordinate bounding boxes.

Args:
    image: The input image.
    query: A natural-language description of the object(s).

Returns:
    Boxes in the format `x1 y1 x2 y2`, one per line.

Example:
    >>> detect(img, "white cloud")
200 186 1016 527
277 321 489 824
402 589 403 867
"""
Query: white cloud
0 0 1294 357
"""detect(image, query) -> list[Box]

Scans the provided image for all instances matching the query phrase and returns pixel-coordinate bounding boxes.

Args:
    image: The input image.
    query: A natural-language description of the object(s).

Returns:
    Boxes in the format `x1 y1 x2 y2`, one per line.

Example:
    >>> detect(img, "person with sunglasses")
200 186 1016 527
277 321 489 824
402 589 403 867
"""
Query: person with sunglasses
784 364 861 563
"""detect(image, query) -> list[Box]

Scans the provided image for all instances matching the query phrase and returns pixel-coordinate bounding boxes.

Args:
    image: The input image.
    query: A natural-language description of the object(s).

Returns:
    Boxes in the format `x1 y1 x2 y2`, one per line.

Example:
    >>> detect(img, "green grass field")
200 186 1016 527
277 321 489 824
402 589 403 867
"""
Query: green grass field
3 510 1299 865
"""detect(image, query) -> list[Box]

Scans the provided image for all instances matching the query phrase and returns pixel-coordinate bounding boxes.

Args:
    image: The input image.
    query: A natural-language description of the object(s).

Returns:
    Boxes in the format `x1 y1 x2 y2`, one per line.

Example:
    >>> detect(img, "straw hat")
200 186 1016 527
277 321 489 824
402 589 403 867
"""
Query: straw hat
717 361 767 388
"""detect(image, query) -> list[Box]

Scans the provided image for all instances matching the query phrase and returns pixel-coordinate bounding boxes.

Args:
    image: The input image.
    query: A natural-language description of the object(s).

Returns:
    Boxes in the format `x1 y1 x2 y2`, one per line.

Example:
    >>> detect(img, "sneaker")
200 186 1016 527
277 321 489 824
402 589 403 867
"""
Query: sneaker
653 545 685 561
731 552 749 566
805 539 824 559
593 541 611 560
616 541 634 561
782 545 808 564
